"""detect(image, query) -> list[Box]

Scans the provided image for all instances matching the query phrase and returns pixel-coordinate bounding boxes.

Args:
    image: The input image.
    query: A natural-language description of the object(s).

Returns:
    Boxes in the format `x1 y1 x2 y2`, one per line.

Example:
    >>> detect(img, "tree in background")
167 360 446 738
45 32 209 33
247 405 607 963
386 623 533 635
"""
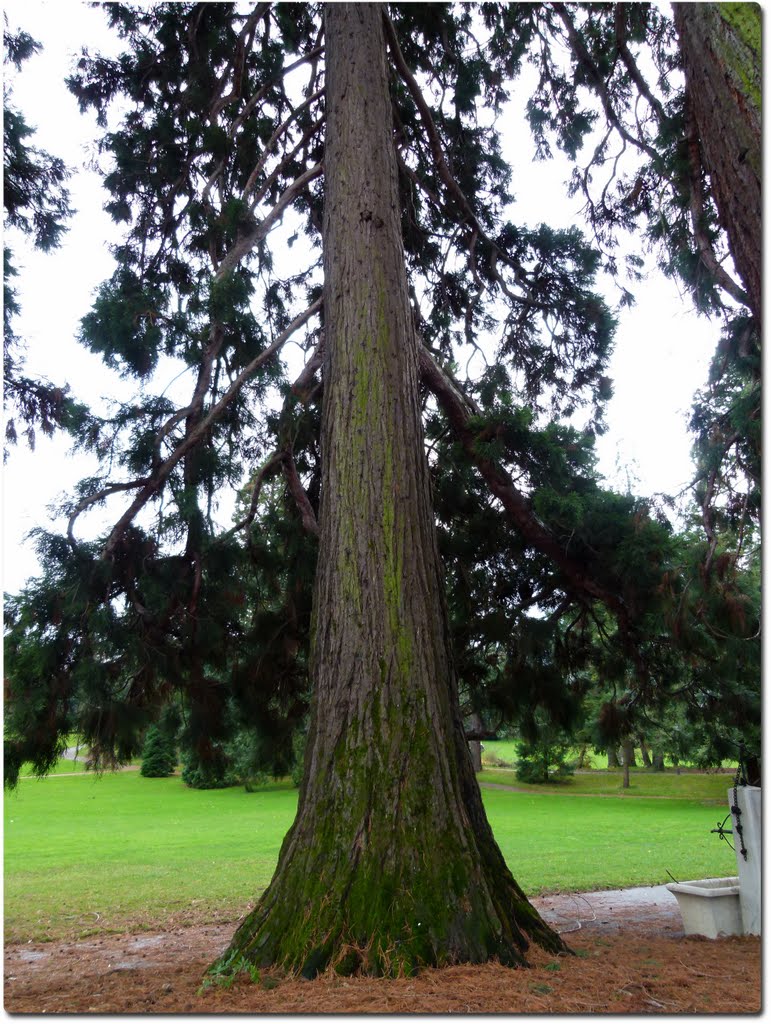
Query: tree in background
533 3 760 648
139 723 177 778
3 2 760 977
515 707 576 785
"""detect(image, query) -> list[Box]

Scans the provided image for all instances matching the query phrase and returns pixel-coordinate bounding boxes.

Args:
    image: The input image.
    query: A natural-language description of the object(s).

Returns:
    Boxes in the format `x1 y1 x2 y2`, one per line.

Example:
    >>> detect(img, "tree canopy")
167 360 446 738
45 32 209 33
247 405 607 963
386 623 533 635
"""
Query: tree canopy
3 0 760 977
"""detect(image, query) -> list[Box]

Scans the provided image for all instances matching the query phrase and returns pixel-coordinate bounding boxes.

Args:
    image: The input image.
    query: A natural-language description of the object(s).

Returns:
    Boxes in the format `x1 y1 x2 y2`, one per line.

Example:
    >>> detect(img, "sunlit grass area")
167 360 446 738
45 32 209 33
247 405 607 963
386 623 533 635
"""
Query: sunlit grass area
5 770 736 943
478 767 735 801
480 740 737 777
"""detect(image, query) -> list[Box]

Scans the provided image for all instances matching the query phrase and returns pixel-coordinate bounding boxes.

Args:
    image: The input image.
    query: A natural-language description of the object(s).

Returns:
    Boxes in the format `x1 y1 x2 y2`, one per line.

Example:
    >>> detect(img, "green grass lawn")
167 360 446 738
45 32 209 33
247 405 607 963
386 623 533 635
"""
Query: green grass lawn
480 740 737 775
19 757 88 777
4 769 737 943
478 767 736 801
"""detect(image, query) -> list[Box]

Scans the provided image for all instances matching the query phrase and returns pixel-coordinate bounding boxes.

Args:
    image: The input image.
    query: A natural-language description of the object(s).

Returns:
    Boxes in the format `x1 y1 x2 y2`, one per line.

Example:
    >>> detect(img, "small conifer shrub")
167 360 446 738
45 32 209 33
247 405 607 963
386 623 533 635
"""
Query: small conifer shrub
139 725 177 778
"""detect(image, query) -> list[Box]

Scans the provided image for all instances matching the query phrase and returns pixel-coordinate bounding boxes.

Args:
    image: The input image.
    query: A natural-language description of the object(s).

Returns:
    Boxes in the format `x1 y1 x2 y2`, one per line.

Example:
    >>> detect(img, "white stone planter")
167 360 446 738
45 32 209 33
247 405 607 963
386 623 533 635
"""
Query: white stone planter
666 876 743 938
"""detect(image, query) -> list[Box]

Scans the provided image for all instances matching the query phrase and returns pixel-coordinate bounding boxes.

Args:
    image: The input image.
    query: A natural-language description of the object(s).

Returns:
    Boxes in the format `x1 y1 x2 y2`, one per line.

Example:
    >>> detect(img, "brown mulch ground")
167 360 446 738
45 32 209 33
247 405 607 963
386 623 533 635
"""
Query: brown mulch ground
5 887 761 1014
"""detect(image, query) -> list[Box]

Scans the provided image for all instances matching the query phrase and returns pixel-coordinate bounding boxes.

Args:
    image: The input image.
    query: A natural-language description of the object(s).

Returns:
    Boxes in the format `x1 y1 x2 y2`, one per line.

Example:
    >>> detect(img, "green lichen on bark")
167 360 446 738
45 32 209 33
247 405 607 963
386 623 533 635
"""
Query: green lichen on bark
718 2 761 64
715 2 761 114
207 3 567 985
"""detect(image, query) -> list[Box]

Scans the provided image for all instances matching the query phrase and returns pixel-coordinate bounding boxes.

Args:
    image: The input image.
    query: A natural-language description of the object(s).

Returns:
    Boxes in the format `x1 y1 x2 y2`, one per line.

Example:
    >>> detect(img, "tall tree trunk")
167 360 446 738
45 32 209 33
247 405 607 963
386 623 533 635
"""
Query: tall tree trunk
212 4 564 979
674 3 761 321
607 746 621 769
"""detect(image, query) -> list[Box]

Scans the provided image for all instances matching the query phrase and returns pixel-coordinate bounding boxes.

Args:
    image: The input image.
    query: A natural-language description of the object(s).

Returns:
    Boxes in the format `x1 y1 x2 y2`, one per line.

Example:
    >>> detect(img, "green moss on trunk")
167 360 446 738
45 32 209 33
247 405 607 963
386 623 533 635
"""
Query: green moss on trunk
209 4 566 982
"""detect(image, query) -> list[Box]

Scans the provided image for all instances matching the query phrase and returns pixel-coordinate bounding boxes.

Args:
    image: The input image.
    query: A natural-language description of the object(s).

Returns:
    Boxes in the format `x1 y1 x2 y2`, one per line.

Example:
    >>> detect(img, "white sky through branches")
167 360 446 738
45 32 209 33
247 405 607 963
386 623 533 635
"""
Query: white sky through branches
2 1 718 595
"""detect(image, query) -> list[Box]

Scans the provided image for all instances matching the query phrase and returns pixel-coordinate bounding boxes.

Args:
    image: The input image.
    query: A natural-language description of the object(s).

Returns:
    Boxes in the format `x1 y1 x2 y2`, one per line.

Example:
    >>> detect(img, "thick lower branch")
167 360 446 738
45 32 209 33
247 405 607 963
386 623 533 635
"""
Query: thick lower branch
418 346 630 624
281 448 319 536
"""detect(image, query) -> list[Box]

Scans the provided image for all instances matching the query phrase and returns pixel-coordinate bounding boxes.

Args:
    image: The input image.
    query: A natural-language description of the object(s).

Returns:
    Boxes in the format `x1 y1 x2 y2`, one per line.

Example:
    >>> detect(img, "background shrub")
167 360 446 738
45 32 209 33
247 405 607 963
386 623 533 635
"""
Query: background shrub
139 725 177 778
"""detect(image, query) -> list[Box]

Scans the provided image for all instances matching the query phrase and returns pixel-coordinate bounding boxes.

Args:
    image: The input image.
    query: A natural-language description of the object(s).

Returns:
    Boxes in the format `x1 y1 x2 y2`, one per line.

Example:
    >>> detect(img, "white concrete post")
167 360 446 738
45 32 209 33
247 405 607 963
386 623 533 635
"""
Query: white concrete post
729 785 761 935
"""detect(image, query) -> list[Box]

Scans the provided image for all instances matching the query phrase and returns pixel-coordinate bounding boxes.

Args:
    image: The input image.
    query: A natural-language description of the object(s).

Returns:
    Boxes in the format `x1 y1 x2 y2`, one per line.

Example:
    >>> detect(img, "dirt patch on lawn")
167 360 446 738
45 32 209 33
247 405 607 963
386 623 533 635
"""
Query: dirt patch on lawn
5 887 760 1014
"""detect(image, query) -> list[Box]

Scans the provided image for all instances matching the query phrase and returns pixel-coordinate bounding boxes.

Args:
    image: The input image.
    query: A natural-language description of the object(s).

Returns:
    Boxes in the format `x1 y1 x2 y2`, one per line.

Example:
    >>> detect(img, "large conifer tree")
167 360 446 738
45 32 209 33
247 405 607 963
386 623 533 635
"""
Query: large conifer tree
4 2 760 976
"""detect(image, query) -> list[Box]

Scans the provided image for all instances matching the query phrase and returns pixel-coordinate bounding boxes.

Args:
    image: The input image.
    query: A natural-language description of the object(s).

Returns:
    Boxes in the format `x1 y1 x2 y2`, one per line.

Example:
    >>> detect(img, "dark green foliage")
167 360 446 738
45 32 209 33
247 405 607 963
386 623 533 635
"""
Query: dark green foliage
290 728 307 788
515 736 575 785
140 724 177 778
181 745 234 790
3 2 759 797
3 34 70 251
514 2 758 561
3 27 88 457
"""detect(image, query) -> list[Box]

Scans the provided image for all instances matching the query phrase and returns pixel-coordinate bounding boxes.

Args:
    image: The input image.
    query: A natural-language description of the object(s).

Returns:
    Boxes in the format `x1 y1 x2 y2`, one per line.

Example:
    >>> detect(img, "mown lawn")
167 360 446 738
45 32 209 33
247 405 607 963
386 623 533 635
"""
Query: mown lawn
480 740 737 777
4 769 737 943
478 767 736 801
19 757 88 777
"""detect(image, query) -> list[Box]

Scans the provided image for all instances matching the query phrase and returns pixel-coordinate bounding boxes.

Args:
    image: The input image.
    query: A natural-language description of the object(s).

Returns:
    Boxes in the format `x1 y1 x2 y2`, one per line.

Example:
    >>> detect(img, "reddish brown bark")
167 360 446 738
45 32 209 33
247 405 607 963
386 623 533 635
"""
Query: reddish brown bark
212 4 564 980
673 3 761 321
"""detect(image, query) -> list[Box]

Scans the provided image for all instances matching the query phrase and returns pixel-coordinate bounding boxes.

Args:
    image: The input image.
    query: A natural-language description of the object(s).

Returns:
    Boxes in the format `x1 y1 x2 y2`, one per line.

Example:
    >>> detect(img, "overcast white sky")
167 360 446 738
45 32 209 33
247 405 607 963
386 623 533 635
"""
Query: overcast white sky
2 1 719 595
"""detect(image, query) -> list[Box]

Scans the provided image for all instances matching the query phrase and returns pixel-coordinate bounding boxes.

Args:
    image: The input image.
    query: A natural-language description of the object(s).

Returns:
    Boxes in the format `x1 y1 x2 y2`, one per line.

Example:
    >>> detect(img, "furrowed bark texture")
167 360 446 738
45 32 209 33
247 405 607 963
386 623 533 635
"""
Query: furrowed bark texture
214 4 564 979
674 3 761 321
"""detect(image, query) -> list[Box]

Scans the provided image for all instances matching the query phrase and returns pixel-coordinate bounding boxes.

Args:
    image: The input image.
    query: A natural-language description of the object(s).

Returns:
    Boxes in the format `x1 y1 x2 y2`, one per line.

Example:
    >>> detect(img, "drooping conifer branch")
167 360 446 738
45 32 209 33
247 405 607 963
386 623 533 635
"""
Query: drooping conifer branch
613 5 667 124
418 345 630 625
551 3 662 166
382 9 540 311
91 298 321 557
